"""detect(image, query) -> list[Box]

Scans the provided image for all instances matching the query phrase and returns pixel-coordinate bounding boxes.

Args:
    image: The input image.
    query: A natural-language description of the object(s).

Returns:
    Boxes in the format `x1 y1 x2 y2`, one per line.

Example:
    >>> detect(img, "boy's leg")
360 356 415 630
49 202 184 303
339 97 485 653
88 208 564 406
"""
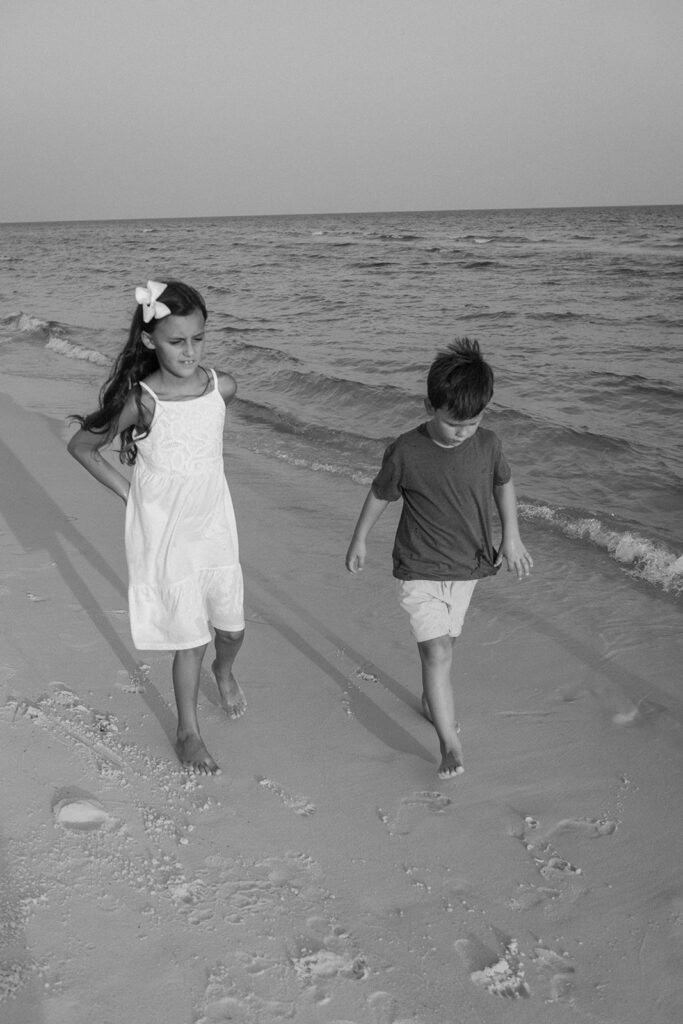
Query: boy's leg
172 643 220 774
418 635 464 778
212 628 246 719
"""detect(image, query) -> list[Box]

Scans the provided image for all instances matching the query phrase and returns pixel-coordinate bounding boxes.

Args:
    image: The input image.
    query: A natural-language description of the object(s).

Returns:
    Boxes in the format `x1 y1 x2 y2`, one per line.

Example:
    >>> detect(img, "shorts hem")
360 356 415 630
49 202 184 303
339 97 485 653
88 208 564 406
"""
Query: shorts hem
413 626 462 644
212 620 246 634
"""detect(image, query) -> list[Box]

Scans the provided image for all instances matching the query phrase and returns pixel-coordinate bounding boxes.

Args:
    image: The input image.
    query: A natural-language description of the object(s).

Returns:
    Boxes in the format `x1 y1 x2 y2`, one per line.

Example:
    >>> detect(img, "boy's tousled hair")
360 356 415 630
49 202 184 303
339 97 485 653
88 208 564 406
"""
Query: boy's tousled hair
71 280 207 465
427 337 493 419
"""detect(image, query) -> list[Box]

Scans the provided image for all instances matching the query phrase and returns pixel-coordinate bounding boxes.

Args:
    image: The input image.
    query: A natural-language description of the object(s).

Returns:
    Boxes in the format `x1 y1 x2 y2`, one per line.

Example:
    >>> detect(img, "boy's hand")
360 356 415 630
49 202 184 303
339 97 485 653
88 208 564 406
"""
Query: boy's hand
495 537 533 580
345 538 367 573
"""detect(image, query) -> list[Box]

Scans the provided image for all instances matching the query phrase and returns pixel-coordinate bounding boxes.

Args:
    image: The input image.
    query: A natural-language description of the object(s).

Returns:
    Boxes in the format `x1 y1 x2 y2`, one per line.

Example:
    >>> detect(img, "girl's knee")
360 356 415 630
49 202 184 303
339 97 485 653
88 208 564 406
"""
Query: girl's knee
174 643 208 662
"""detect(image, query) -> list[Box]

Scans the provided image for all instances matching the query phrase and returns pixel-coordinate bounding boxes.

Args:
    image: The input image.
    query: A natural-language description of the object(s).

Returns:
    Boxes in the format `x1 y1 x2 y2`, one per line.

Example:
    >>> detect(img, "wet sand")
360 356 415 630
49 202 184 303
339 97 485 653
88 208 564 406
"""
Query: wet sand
1 364 682 1023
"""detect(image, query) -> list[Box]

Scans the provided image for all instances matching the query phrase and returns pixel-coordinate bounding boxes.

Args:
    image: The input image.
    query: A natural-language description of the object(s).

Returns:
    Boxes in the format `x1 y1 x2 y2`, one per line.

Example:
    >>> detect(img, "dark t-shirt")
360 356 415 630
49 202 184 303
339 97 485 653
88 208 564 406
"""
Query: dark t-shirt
371 423 511 581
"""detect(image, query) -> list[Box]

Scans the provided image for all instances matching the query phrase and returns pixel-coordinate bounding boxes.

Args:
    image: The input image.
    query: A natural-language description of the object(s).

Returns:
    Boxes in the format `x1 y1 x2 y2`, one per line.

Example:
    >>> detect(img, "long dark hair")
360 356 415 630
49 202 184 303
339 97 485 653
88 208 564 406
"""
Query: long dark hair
71 280 208 464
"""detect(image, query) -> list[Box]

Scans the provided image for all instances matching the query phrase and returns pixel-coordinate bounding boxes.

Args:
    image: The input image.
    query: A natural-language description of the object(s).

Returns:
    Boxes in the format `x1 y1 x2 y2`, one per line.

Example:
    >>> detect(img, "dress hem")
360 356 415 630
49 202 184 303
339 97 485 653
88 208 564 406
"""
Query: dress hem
132 620 246 651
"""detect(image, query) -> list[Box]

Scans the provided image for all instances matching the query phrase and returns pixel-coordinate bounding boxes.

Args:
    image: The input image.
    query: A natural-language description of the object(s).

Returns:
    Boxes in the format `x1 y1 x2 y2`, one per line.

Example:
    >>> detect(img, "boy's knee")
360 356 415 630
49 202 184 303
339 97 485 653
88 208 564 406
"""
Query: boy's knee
417 635 453 665
215 627 245 644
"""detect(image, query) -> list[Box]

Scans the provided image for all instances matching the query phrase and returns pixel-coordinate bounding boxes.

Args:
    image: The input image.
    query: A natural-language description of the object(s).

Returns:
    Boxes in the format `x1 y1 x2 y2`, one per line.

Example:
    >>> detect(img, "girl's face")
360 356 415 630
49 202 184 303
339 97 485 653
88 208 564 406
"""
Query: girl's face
142 310 206 378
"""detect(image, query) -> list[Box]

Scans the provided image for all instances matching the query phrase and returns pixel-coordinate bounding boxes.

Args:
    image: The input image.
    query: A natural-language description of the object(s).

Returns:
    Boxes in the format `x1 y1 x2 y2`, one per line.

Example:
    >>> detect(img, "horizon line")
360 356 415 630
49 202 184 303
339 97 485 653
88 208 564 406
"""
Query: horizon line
2 200 682 228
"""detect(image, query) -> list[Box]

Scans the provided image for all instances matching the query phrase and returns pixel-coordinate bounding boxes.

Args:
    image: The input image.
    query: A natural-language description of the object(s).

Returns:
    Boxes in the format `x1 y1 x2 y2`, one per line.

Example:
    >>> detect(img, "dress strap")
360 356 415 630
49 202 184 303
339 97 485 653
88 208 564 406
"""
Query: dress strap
138 380 158 400
209 368 218 389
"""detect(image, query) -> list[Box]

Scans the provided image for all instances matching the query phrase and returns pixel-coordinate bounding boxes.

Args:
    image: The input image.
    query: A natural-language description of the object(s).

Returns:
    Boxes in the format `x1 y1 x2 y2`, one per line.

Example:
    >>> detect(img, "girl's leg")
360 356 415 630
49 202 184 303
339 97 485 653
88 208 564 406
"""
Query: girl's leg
417 635 464 778
212 628 246 719
172 643 220 774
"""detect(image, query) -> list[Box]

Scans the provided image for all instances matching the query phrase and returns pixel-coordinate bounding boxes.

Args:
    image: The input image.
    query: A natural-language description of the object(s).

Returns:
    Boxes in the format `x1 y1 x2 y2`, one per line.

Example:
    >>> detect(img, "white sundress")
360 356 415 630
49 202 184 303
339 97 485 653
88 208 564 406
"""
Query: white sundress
125 368 244 650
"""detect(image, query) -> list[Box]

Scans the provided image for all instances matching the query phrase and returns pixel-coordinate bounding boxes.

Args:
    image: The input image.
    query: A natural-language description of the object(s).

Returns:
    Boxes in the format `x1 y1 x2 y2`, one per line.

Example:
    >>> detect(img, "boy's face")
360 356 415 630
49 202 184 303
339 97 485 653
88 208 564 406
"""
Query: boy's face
425 400 484 447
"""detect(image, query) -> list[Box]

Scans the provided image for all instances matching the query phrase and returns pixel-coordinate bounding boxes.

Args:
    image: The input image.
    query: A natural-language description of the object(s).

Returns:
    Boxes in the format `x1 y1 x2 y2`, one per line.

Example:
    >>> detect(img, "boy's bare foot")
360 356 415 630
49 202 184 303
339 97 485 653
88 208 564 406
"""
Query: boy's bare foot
437 731 464 779
212 660 247 720
176 731 221 775
438 749 464 779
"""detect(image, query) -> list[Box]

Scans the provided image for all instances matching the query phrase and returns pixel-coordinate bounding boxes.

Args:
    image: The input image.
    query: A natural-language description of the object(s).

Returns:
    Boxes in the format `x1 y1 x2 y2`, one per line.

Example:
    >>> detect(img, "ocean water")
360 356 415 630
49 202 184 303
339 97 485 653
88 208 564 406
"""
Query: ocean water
1 206 682 596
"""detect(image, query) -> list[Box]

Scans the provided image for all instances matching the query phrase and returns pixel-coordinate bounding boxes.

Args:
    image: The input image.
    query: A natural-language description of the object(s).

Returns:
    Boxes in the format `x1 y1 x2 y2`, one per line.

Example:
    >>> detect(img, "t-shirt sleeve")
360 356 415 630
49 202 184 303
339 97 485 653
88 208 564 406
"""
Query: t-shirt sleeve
371 440 403 501
493 436 512 486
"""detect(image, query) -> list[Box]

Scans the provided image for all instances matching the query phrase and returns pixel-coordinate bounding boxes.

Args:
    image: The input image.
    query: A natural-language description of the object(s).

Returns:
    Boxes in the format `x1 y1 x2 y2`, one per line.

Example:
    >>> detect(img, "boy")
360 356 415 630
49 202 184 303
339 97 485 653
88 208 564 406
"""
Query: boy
345 338 532 779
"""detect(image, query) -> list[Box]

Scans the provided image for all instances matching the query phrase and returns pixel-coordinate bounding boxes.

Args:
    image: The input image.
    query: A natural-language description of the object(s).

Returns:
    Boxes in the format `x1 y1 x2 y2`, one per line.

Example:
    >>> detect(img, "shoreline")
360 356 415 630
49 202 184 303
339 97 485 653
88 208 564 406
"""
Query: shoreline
1 370 682 1022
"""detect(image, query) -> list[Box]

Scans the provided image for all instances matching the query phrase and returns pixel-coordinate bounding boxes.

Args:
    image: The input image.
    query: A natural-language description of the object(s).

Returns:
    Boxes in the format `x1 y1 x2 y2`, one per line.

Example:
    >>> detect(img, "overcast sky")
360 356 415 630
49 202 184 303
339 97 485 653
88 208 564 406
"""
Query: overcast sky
2 0 681 222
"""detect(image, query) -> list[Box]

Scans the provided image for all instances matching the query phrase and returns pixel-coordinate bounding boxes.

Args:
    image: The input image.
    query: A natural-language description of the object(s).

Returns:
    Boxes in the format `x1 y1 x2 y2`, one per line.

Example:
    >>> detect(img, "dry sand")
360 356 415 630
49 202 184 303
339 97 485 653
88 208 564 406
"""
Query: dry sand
1 363 682 1023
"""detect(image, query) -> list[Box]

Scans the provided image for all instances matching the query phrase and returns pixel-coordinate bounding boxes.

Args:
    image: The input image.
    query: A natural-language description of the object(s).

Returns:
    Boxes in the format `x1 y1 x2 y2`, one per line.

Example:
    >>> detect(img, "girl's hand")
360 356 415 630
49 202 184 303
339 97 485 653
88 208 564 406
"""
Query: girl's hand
495 537 533 580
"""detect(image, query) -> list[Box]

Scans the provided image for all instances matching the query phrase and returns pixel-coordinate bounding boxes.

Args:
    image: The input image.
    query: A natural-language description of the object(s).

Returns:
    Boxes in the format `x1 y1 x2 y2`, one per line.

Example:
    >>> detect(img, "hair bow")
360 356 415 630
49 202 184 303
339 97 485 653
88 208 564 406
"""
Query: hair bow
135 280 171 323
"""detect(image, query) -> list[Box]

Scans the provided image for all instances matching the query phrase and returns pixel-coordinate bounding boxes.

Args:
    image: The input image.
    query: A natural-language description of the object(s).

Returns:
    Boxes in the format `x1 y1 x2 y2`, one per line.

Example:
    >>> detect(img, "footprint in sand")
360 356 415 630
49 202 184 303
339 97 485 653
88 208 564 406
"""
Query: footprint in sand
52 793 111 831
289 913 368 987
518 812 617 882
539 816 617 842
378 791 452 835
530 943 576 1003
506 883 563 912
197 850 320 928
455 931 530 998
194 964 294 1024
367 989 400 1024
240 951 279 977
354 664 380 684
115 663 150 693
255 776 316 816
48 682 85 709
613 697 672 729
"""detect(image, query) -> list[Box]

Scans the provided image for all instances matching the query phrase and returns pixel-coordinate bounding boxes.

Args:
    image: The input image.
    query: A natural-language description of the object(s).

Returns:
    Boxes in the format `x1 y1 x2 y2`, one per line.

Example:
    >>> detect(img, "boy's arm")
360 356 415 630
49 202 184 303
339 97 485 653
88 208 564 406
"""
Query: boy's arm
493 478 533 580
216 371 237 405
345 488 390 573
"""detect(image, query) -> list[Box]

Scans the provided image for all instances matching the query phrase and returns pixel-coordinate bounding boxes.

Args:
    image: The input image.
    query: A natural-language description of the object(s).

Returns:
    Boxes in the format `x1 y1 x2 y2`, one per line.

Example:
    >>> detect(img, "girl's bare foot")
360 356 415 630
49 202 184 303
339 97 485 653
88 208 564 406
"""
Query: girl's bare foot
176 731 221 774
212 660 247 719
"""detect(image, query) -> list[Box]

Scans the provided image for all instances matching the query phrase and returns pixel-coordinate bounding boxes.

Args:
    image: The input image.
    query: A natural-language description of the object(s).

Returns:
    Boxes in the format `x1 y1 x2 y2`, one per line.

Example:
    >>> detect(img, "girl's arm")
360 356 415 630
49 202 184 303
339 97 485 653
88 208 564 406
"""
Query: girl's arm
67 392 140 504
216 371 237 405
493 478 533 579
345 489 390 573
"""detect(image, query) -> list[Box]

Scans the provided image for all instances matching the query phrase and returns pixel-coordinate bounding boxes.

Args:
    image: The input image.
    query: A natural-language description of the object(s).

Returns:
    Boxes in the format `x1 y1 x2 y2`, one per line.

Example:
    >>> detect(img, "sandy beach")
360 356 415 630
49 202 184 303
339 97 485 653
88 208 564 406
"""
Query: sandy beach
1 357 682 1024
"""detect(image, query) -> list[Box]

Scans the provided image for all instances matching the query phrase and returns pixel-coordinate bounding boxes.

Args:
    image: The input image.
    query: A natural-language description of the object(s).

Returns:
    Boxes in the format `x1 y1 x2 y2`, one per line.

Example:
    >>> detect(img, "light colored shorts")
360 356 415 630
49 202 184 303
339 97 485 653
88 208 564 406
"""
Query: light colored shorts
398 579 478 643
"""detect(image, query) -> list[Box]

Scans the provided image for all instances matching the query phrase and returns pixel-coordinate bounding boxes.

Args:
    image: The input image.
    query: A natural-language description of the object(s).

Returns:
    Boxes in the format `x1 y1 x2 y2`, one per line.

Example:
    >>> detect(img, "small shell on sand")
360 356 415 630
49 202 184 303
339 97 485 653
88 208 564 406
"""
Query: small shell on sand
54 797 110 830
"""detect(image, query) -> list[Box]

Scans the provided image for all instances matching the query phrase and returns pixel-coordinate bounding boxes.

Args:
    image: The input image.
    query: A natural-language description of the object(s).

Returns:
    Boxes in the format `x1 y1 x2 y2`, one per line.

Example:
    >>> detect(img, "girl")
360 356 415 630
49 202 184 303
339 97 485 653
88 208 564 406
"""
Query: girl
68 280 246 775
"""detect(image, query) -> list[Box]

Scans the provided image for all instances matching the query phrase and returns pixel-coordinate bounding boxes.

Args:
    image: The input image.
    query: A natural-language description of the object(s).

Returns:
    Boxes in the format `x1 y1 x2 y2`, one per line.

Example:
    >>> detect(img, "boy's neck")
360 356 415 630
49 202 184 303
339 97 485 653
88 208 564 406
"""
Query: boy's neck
425 421 455 448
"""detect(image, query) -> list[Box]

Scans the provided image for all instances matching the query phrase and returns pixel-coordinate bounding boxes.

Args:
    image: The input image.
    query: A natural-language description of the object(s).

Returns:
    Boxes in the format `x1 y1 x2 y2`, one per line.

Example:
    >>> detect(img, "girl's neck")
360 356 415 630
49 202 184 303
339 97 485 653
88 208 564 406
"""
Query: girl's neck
146 365 210 400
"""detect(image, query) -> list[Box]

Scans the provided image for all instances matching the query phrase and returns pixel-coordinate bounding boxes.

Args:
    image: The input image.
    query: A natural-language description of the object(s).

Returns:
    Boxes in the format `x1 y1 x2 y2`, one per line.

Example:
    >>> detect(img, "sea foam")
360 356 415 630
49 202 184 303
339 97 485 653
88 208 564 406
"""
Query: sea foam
45 334 110 366
520 502 683 595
